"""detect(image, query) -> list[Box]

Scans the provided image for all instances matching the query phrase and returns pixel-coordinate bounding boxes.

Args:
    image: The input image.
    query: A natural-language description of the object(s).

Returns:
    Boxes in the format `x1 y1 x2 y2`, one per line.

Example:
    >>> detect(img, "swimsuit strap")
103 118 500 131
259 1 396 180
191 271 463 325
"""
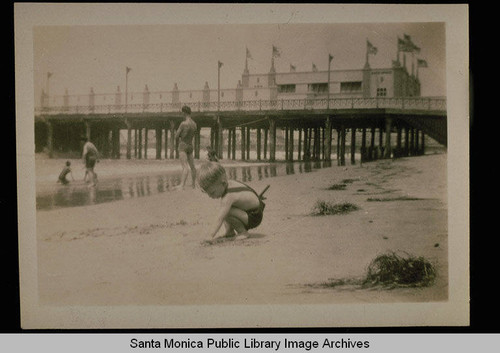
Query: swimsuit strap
225 181 260 198
226 187 251 193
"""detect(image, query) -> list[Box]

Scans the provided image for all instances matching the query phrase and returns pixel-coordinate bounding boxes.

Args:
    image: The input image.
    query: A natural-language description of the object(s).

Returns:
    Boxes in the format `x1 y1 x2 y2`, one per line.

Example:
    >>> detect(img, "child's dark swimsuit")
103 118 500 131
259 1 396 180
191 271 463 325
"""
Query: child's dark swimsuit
225 181 266 230
58 167 71 185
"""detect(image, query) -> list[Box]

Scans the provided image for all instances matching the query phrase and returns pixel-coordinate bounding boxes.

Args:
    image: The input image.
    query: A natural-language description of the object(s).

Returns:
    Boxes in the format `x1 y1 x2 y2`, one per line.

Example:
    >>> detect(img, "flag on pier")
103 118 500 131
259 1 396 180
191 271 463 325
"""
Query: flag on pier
47 72 53 79
312 63 318 72
126 66 132 74
417 59 428 67
246 47 252 60
404 34 421 53
398 37 413 52
290 64 296 72
328 54 333 63
218 61 223 68
367 40 378 55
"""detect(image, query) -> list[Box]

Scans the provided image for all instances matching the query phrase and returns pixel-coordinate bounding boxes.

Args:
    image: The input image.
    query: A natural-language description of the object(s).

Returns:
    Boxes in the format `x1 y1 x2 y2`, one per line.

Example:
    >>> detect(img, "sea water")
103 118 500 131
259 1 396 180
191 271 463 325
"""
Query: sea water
36 160 333 211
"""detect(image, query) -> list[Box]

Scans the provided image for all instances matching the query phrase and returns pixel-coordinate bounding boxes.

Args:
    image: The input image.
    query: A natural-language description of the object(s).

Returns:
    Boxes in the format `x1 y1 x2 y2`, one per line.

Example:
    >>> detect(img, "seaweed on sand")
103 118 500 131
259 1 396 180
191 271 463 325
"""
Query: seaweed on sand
326 183 347 190
341 178 359 184
362 252 436 288
314 251 436 290
366 196 423 202
311 200 359 216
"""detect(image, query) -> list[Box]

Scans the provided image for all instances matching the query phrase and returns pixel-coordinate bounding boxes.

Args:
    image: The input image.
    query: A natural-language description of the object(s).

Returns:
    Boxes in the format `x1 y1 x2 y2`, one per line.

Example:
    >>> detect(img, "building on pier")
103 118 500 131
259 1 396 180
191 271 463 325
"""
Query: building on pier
35 35 445 163
40 61 422 110
240 56 421 103
39 37 424 110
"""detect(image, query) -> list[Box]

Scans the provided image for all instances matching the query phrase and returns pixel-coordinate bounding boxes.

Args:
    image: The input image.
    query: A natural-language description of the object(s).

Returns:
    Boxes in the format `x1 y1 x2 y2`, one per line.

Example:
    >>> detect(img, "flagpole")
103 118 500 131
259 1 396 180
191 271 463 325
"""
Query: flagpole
365 41 369 68
125 67 130 113
46 72 52 106
218 61 221 112
397 37 401 64
245 47 248 72
327 54 332 110
46 72 50 97
411 52 415 76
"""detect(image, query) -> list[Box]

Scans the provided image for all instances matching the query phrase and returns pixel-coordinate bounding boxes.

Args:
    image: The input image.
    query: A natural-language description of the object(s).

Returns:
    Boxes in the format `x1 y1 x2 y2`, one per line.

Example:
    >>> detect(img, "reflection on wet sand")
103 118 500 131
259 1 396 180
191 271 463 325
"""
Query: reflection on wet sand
37 161 332 211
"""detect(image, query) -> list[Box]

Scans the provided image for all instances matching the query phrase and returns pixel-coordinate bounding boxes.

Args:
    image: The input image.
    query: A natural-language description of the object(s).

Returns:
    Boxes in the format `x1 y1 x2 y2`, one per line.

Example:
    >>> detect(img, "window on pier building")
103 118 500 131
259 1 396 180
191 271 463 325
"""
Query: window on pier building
308 83 328 94
340 81 362 93
376 88 387 97
278 84 296 93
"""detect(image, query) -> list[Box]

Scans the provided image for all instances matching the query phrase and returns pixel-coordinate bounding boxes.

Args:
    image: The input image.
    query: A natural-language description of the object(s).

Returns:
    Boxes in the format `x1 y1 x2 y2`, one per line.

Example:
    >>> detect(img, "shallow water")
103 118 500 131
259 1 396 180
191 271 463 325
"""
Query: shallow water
37 161 333 211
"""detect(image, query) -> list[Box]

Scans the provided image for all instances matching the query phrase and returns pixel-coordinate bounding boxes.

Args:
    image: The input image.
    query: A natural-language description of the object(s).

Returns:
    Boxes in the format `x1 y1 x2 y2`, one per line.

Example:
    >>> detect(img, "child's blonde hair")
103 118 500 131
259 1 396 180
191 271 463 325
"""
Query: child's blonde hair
197 162 226 191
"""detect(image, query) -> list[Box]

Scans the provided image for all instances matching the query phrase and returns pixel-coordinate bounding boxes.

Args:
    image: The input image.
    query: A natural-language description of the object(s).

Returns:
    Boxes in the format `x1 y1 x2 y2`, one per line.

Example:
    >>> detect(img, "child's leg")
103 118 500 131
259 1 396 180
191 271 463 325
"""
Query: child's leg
222 221 236 237
225 207 249 235
187 154 196 188
177 151 189 189
89 168 97 186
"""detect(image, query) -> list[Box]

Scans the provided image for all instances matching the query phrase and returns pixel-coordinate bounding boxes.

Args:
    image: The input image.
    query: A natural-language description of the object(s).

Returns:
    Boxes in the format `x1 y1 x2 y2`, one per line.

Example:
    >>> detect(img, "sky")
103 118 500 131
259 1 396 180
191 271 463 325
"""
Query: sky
33 21 446 103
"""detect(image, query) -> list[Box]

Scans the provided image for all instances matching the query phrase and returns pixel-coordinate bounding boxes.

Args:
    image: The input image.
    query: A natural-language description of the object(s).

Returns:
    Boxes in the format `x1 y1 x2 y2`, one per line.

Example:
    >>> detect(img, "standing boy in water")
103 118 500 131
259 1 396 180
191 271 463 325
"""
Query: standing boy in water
197 162 268 240
175 105 197 190
82 137 100 187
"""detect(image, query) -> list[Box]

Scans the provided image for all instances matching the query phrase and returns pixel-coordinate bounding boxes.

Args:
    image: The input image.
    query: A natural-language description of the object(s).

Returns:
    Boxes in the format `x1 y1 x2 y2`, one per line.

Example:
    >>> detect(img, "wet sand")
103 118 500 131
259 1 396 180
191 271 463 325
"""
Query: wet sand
36 153 448 307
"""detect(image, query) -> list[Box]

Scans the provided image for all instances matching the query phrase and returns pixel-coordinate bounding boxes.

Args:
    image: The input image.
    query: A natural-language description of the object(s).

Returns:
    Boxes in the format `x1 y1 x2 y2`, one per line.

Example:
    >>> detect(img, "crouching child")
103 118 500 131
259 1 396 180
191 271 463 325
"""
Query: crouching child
57 160 75 185
197 162 268 240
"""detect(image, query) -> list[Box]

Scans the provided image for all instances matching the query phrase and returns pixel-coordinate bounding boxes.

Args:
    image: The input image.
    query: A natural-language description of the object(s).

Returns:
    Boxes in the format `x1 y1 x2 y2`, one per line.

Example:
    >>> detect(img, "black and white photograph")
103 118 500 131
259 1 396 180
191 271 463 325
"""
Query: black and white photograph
14 3 469 329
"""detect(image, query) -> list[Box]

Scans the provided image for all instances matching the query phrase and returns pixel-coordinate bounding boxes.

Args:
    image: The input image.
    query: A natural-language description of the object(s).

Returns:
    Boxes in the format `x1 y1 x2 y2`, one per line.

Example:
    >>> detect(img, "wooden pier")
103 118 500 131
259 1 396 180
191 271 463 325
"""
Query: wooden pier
34 97 446 163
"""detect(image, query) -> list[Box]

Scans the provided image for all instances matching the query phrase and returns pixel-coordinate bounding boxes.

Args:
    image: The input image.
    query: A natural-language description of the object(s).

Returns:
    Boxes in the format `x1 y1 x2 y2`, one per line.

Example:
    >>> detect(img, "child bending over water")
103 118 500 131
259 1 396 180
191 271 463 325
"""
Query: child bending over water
197 162 268 240
205 146 219 162
57 160 74 185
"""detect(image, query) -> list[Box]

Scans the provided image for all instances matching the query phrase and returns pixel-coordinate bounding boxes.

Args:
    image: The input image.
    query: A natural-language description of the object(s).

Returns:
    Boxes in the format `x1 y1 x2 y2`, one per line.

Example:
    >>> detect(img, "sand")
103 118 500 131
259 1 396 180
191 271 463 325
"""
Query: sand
35 153 448 307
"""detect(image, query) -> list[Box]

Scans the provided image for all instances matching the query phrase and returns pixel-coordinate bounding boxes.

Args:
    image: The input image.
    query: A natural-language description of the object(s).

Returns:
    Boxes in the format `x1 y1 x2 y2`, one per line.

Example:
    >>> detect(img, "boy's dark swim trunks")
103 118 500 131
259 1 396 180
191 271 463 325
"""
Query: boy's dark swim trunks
178 141 194 155
245 203 265 230
85 154 97 168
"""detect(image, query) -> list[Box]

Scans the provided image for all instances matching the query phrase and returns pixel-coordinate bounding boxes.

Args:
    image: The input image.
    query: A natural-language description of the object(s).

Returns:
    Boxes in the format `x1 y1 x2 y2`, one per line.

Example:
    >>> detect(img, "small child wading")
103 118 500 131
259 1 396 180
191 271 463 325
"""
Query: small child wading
197 162 269 240
205 146 219 162
57 160 74 185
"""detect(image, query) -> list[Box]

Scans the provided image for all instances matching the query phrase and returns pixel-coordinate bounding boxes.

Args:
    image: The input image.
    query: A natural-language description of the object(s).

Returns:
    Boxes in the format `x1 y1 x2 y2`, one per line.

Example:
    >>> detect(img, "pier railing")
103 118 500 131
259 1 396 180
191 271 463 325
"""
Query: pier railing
35 97 446 115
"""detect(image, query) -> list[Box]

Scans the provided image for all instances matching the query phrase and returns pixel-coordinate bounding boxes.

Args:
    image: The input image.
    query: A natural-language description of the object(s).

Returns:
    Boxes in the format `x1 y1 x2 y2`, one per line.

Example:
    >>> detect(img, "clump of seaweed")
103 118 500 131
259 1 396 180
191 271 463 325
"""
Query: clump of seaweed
313 251 436 290
313 277 362 289
362 252 436 288
341 178 359 184
311 200 359 216
367 196 422 202
326 183 347 190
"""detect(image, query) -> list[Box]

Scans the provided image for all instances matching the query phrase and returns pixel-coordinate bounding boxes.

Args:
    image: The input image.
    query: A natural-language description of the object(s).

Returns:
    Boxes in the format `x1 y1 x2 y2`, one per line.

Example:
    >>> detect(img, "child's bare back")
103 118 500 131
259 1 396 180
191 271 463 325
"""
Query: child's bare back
223 180 260 211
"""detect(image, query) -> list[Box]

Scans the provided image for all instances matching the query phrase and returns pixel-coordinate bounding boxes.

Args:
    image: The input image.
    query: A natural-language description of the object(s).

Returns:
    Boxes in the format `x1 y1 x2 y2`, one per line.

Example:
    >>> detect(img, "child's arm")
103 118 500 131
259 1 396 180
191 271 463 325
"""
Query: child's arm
207 198 233 238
